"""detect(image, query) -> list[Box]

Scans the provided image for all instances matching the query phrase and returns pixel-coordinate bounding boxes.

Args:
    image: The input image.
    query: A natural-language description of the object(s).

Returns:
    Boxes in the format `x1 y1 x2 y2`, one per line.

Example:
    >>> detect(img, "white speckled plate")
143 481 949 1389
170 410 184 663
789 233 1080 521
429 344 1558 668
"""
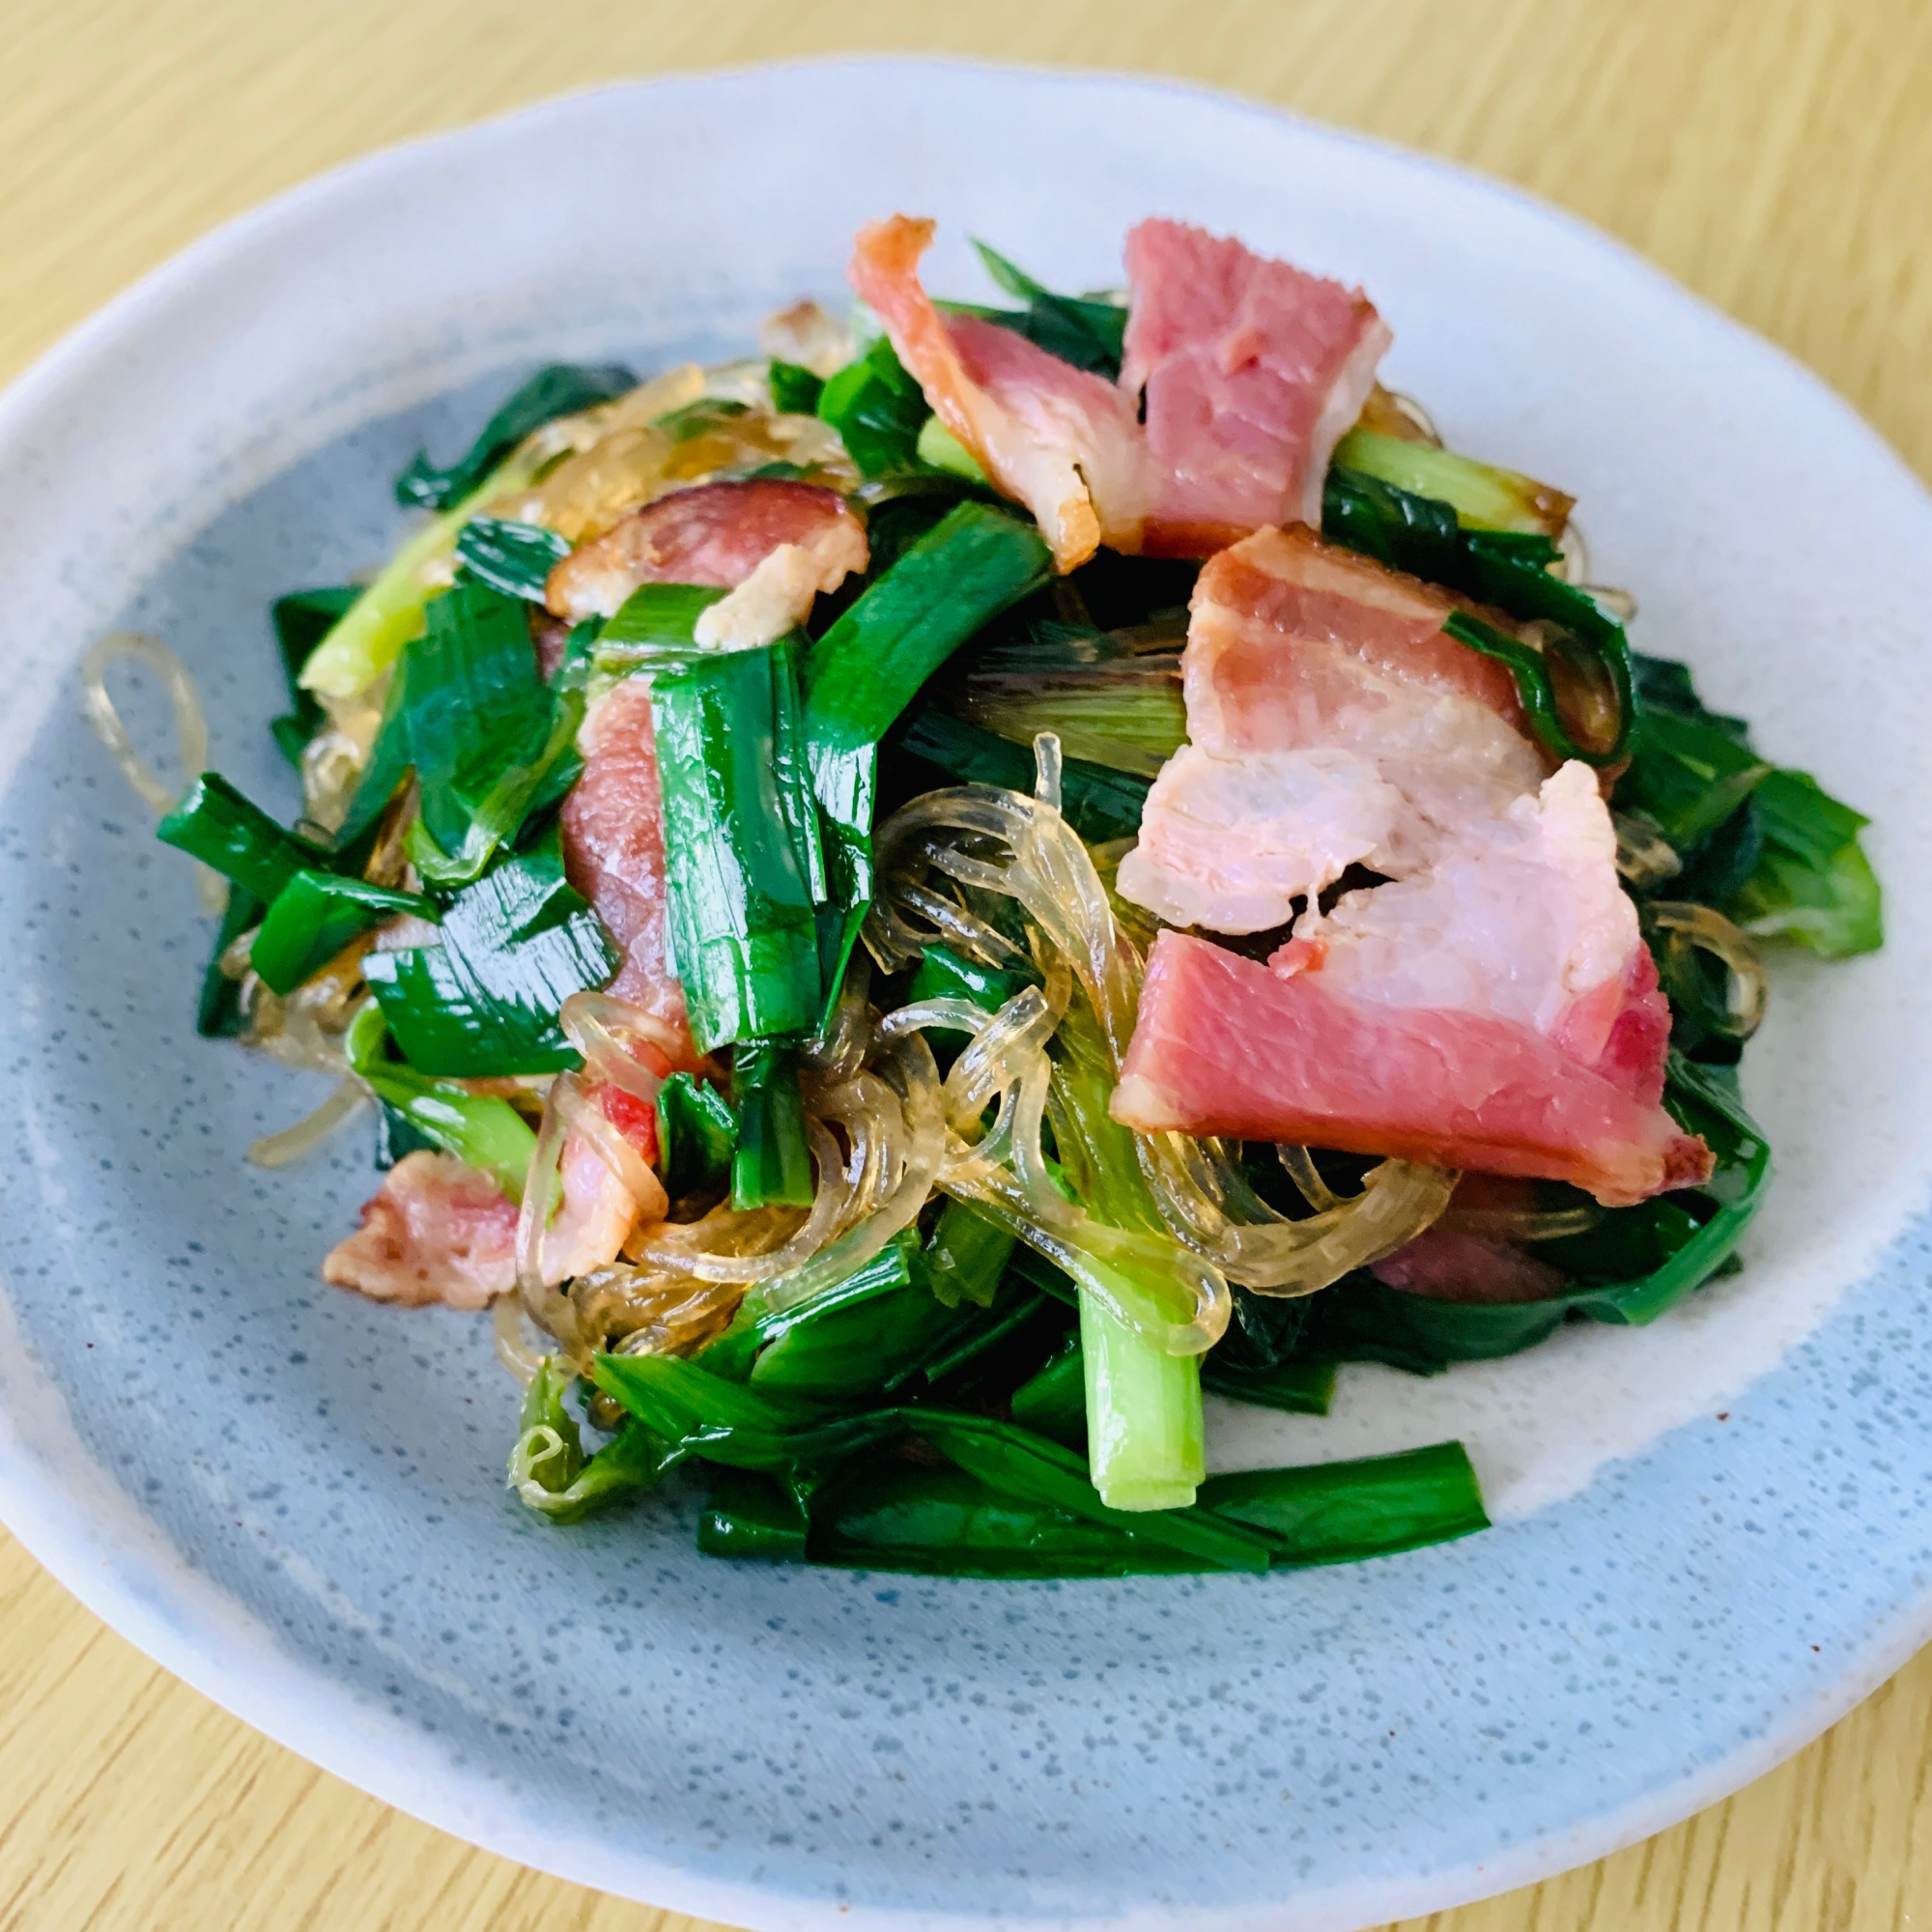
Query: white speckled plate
0 58 1929 1932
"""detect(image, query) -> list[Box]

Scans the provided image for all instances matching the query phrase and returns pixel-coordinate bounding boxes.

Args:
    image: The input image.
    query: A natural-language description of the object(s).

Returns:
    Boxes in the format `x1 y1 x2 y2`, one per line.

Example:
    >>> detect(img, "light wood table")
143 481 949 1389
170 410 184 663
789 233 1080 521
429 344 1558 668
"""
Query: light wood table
3 2 1929 1926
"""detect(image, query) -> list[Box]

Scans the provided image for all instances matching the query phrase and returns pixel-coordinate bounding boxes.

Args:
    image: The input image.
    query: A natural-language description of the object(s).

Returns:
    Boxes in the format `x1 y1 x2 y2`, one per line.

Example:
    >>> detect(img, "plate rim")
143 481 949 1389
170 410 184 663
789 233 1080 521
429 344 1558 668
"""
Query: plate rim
1 51 1928 1932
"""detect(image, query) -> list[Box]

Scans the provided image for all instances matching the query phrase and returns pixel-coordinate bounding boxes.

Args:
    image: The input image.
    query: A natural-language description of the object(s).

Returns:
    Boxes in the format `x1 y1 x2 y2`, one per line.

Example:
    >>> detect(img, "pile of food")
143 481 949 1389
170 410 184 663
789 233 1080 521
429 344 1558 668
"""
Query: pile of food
106 213 1880 1577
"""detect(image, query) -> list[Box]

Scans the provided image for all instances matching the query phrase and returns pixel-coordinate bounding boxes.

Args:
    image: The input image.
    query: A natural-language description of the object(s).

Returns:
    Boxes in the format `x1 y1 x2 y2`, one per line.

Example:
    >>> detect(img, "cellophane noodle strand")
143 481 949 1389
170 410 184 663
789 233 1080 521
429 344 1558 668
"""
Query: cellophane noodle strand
246 1076 367 1168
1275 1144 1344 1212
235 955 370 1165
559 990 685 1104
1440 1203 1604 1241
80 632 224 912
516 1081 580 1351
1647 900 1768 1039
493 1292 546 1386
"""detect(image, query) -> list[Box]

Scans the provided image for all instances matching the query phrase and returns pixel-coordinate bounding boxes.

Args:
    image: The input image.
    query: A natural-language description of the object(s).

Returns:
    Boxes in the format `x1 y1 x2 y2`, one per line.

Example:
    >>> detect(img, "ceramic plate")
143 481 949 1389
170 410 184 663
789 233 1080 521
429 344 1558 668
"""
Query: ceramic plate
1 58 1928 1932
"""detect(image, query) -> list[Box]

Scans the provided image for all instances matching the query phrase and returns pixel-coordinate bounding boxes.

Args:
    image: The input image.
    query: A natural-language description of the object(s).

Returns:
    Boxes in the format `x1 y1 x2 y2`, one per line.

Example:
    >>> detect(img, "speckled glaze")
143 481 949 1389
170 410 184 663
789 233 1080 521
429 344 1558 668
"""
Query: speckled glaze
0 61 1928 1932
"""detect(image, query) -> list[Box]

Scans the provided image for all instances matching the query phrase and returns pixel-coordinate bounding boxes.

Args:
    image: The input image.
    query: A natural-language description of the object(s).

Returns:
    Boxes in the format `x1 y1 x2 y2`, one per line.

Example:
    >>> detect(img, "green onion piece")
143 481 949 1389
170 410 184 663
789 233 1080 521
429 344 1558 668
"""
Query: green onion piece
729 1040 814 1210
914 414 988 482
895 709 1150 843
508 1355 672 1523
906 942 1032 1023
591 1351 870 1483
798 1462 1210 1577
250 870 436 996
1620 705 1771 850
967 241 1129 378
804 502 1051 1002
1079 1294 1203 1512
1051 1011 1206 1511
1321 467 1634 765
655 1070 737 1202
703 1438 1488 1577
1442 608 1631 768
514 1356 582 1491
702 1231 1024 1399
301 428 573 706
601 1350 1478 1577
362 830 618 1077
908 1411 1251 1565
592 582 765 700
454 515 571 604
269 587 356 765
196 883 264 1038
373 1099 436 1168
913 1286 1062 1389
1621 651 1881 957
1201 1354 1338 1415
1321 465 1467 582
1457 536 1634 764
408 686 586 891
920 1197 1014 1310
815 334 929 476
344 1002 537 1199
1332 427 1570 536
1198 1442 1490 1566
654 642 824 1051
697 1469 810 1559
742 1232 923 1388
1009 1336 1088 1449
588 1353 1271 1572
342 576 577 866
157 774 335 904
767 360 825 415
947 661 1187 778
395 361 637 511
590 582 735 679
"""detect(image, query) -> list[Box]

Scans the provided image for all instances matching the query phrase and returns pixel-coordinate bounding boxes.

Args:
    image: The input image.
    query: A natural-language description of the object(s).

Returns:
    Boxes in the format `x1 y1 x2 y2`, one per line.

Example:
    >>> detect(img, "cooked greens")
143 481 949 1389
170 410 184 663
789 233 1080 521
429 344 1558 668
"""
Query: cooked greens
1623 652 1882 959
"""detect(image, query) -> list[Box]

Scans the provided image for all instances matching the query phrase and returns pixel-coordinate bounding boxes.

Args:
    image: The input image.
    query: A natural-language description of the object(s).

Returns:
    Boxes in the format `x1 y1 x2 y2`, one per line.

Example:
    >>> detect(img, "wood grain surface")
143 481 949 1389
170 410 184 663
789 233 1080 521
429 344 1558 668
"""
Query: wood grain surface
3 1 1929 1926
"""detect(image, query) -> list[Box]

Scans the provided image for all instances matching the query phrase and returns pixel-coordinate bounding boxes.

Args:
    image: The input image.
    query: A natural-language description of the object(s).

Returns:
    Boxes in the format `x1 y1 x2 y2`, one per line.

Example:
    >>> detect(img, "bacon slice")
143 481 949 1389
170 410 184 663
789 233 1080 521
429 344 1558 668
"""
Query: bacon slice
1122 218 1391 554
1370 1176 1570 1304
321 1127 656 1310
1111 534 1704 1206
1370 1229 1567 1304
1119 526 1549 932
544 478 867 626
1113 926 1710 1208
848 215 1148 571
323 1151 519 1309
1181 526 1538 771
558 678 703 1068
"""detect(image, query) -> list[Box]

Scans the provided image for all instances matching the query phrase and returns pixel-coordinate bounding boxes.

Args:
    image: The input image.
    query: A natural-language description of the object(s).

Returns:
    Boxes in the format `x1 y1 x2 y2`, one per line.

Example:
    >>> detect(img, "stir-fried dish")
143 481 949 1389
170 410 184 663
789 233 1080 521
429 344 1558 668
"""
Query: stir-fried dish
97 214 1882 1578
